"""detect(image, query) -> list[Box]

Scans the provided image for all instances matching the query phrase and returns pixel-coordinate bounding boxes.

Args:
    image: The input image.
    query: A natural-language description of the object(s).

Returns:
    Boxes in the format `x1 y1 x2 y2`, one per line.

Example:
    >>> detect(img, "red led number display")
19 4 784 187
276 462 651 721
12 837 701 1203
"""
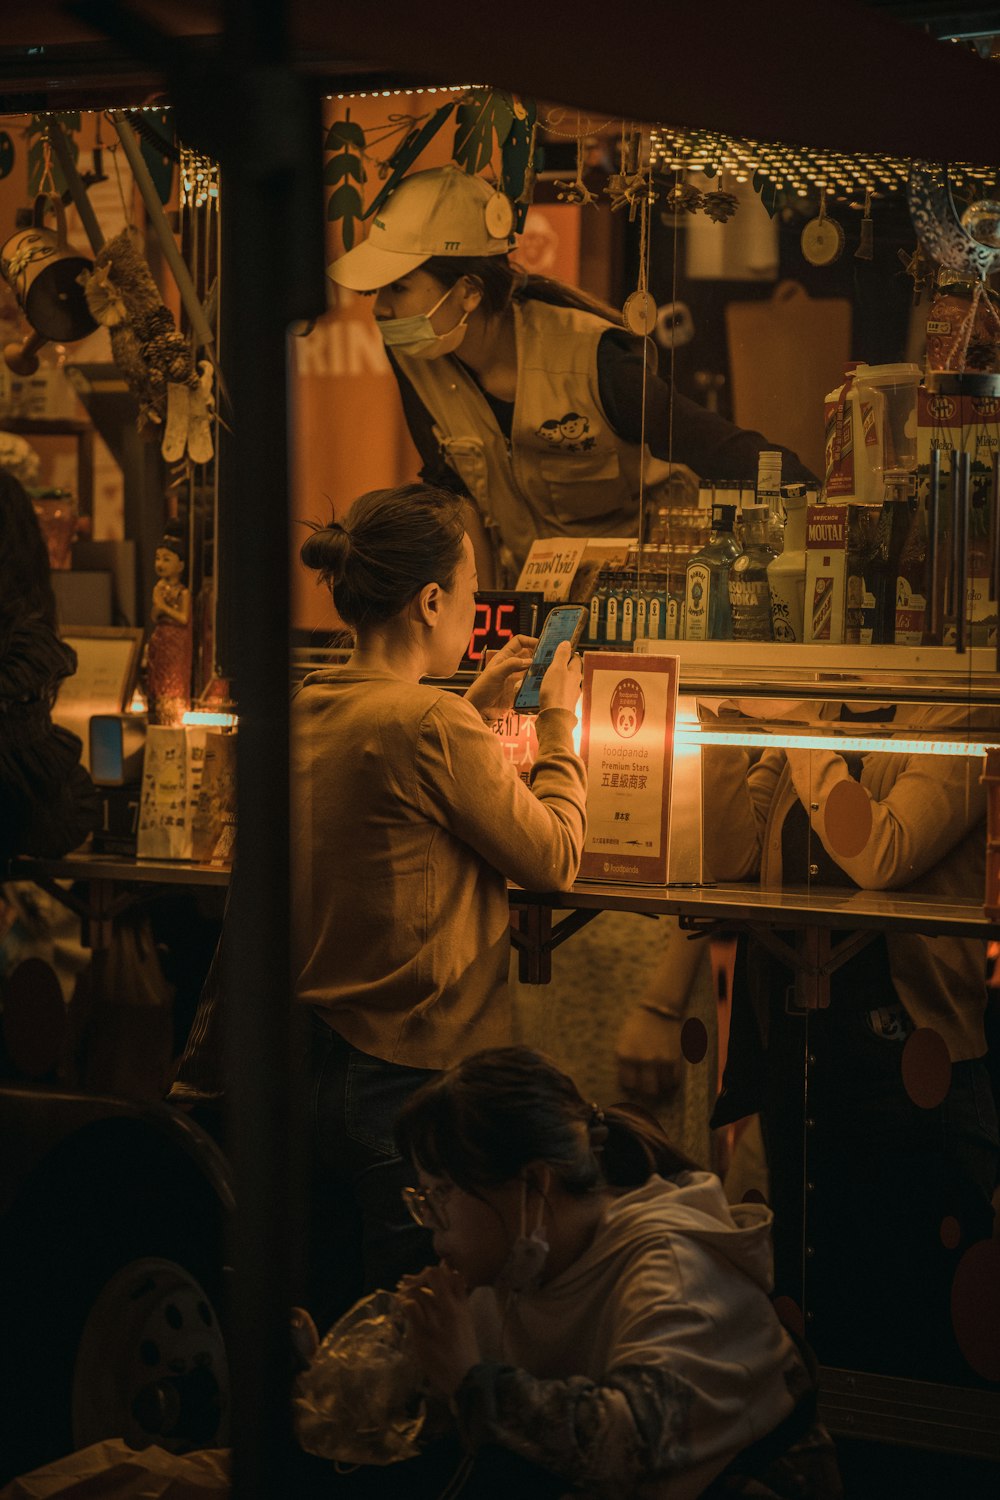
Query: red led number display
466 601 516 662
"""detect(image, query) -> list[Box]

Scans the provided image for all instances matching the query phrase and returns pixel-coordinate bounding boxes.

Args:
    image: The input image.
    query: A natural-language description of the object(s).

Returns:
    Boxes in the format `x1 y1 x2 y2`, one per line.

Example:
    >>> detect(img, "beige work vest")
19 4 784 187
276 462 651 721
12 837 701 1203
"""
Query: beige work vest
395 299 672 576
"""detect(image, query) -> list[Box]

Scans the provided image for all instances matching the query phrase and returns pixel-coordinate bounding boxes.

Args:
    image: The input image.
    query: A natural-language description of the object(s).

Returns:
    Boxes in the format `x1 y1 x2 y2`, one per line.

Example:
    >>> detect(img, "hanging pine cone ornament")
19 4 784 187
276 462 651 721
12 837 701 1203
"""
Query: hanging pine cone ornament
662 182 704 218
702 190 739 223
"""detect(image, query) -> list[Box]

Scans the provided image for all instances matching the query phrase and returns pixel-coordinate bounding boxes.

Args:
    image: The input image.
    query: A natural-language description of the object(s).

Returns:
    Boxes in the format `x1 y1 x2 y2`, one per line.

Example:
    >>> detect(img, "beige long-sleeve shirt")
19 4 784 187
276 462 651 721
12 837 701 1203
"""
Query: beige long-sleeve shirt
291 668 586 1069
702 702 990 1060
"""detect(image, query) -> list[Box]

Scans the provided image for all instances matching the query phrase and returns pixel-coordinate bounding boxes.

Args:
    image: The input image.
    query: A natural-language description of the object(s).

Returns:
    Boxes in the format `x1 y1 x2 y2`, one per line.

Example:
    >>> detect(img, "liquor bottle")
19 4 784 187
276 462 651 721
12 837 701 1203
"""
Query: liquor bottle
894 485 928 646
767 493 807 643
872 478 911 645
634 572 650 640
666 568 686 639
646 571 668 640
729 505 776 641
588 569 609 646
604 568 623 645
756 450 784 555
844 504 884 645
684 503 740 640
620 570 637 645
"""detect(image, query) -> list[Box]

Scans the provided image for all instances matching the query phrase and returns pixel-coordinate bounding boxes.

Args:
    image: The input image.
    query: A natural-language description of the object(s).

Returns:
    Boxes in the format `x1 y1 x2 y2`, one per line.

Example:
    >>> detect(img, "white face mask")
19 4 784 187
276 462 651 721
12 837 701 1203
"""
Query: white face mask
496 1175 550 1294
376 285 469 361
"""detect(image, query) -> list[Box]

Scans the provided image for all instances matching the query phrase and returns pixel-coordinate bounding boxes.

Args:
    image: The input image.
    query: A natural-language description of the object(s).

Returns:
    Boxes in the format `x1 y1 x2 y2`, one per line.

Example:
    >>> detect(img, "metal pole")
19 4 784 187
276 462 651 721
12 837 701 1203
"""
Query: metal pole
214 4 325 1496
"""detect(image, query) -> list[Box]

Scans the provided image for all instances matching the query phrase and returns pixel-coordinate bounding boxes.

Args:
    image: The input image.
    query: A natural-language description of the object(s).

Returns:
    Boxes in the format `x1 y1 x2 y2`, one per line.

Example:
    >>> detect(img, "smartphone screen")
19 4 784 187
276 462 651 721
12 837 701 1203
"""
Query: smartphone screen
512 605 587 714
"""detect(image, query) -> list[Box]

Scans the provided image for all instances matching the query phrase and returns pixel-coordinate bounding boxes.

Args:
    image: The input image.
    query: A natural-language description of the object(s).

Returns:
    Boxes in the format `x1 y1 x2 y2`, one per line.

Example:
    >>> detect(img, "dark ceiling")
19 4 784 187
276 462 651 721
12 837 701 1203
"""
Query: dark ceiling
1 2 999 164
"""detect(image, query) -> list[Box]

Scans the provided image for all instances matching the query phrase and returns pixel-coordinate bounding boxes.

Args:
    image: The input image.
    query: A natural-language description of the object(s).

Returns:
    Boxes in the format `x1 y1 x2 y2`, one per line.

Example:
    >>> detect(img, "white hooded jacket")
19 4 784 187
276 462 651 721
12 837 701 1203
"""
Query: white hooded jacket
455 1172 810 1500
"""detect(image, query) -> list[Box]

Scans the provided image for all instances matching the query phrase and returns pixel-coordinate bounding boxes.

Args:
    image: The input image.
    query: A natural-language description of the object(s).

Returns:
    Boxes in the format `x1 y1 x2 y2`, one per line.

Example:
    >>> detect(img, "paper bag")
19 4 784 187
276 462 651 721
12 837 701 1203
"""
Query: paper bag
190 731 237 864
137 725 207 861
0 1440 230 1498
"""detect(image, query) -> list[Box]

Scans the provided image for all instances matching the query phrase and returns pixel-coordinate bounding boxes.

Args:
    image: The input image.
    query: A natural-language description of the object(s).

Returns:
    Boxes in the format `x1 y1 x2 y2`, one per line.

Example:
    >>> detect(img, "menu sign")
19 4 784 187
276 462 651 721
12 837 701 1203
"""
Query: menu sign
578 652 679 885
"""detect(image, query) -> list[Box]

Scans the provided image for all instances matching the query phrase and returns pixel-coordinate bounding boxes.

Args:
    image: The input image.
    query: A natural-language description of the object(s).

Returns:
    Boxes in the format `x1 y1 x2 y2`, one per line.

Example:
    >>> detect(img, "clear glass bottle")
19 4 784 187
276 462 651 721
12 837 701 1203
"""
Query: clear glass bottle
684 503 740 640
729 505 776 641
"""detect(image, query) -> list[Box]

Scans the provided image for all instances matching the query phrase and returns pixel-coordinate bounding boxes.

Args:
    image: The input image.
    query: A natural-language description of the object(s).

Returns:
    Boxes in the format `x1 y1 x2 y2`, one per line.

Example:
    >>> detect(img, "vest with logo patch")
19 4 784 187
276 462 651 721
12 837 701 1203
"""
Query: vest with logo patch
394 299 672 575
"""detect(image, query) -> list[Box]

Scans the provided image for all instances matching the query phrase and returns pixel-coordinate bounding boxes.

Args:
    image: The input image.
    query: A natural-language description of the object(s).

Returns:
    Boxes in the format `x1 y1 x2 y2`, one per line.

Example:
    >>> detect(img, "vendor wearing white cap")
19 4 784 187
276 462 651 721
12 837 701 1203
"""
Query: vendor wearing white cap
328 165 811 582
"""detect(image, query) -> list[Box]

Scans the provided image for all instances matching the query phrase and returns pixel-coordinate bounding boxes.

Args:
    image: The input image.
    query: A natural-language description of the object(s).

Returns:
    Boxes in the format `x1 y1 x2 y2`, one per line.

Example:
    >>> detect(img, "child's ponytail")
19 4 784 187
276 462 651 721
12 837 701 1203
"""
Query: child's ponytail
599 1103 700 1188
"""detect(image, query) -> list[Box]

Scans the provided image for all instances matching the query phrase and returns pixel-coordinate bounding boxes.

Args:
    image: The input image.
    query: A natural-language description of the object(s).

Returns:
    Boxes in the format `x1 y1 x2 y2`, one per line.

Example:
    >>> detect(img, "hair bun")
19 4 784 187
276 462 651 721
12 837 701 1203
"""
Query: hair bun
300 519 351 580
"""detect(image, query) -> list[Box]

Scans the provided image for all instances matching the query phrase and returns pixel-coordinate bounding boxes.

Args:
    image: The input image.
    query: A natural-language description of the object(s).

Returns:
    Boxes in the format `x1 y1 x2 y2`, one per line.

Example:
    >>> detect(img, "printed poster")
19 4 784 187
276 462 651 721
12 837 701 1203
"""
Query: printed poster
515 537 589 601
578 652 679 884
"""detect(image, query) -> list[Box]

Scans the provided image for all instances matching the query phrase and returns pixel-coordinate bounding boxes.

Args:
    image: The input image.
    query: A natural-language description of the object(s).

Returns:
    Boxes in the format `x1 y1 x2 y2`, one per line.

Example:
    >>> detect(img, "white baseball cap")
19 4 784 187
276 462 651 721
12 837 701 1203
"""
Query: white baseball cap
327 165 516 291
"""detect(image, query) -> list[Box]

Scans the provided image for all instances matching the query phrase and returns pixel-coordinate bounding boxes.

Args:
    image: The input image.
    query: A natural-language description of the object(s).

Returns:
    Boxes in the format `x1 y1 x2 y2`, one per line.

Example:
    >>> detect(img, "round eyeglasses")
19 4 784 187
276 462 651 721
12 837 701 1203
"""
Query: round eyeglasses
401 1182 452 1231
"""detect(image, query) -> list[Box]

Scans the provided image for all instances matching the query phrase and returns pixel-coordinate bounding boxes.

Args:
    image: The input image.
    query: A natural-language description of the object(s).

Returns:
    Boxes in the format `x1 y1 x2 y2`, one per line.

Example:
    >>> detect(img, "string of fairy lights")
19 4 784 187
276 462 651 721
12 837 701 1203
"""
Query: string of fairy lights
20 98 1000 208
649 123 1000 204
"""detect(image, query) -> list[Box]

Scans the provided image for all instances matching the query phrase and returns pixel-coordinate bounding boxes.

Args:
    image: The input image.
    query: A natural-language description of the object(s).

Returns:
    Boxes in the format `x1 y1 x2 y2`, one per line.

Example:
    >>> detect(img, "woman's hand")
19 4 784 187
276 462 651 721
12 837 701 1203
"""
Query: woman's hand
539 639 583 715
463 633 535 719
615 1006 683 1098
396 1263 481 1398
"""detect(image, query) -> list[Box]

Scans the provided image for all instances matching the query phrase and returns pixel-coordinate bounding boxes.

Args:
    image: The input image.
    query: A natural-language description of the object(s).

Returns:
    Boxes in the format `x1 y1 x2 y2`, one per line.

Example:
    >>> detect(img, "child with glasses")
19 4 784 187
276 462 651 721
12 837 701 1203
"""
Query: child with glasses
303 1045 839 1500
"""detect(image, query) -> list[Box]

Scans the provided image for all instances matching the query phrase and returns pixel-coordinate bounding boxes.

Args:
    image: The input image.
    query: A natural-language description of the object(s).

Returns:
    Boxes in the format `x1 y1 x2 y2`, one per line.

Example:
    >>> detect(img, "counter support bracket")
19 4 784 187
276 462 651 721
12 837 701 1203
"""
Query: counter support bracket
510 905 602 984
678 916 880 1009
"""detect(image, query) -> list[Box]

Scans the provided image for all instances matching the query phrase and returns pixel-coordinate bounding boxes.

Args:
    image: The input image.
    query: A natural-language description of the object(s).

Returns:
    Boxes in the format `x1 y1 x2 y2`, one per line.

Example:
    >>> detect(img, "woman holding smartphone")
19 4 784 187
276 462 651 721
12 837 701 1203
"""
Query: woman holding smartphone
293 481 586 1326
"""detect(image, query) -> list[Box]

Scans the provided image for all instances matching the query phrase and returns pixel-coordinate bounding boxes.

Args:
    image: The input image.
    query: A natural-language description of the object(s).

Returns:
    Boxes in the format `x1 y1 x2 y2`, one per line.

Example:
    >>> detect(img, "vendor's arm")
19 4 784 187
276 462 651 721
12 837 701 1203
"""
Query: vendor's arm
416 695 586 893
701 738 784 882
598 330 815 483
784 745 985 891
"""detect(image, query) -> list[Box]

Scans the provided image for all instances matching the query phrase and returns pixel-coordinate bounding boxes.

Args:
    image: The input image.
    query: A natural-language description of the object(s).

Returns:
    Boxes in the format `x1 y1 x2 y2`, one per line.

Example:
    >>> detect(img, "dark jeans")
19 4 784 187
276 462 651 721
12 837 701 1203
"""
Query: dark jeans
755 971 999 1380
302 1015 437 1331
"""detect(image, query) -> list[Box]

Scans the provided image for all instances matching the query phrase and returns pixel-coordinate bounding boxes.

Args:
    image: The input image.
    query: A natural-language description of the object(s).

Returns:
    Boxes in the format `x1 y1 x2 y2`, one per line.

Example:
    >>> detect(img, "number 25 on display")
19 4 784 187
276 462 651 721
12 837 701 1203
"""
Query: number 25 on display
466 600 516 663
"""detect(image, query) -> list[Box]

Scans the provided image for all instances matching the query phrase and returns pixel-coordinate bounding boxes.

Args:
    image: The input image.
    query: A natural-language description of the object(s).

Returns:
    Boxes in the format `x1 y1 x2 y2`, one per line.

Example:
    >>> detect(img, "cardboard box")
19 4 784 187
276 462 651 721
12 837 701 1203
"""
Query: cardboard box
805 504 848 643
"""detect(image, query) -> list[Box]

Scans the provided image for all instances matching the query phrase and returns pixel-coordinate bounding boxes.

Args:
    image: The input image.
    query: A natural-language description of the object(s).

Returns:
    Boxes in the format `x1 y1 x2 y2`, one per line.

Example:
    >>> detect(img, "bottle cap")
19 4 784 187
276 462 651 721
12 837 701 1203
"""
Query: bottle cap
711 503 737 530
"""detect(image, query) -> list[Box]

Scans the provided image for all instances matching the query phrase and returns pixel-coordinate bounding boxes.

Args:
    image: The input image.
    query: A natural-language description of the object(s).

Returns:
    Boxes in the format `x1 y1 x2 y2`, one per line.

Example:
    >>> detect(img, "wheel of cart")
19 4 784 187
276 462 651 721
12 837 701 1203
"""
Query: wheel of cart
0 1089 233 1484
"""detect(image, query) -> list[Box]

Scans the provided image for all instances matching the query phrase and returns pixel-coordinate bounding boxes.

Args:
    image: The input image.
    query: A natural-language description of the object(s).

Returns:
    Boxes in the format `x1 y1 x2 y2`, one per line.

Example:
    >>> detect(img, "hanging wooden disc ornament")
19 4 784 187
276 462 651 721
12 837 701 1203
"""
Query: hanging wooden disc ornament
484 191 515 238
623 289 657 334
801 214 845 266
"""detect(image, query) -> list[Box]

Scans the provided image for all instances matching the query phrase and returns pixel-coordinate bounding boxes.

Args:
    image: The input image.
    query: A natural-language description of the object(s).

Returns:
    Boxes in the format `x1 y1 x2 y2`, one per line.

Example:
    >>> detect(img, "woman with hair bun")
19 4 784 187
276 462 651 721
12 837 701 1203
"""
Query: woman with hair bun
293 482 586 1324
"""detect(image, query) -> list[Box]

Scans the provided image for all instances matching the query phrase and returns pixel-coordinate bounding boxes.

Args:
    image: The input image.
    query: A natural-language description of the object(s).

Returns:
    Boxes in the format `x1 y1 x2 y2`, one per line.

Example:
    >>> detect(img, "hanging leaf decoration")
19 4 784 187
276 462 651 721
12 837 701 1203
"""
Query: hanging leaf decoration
362 101 455 222
452 88 515 175
326 117 365 152
501 96 538 232
753 170 781 219
325 109 366 249
26 112 80 197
